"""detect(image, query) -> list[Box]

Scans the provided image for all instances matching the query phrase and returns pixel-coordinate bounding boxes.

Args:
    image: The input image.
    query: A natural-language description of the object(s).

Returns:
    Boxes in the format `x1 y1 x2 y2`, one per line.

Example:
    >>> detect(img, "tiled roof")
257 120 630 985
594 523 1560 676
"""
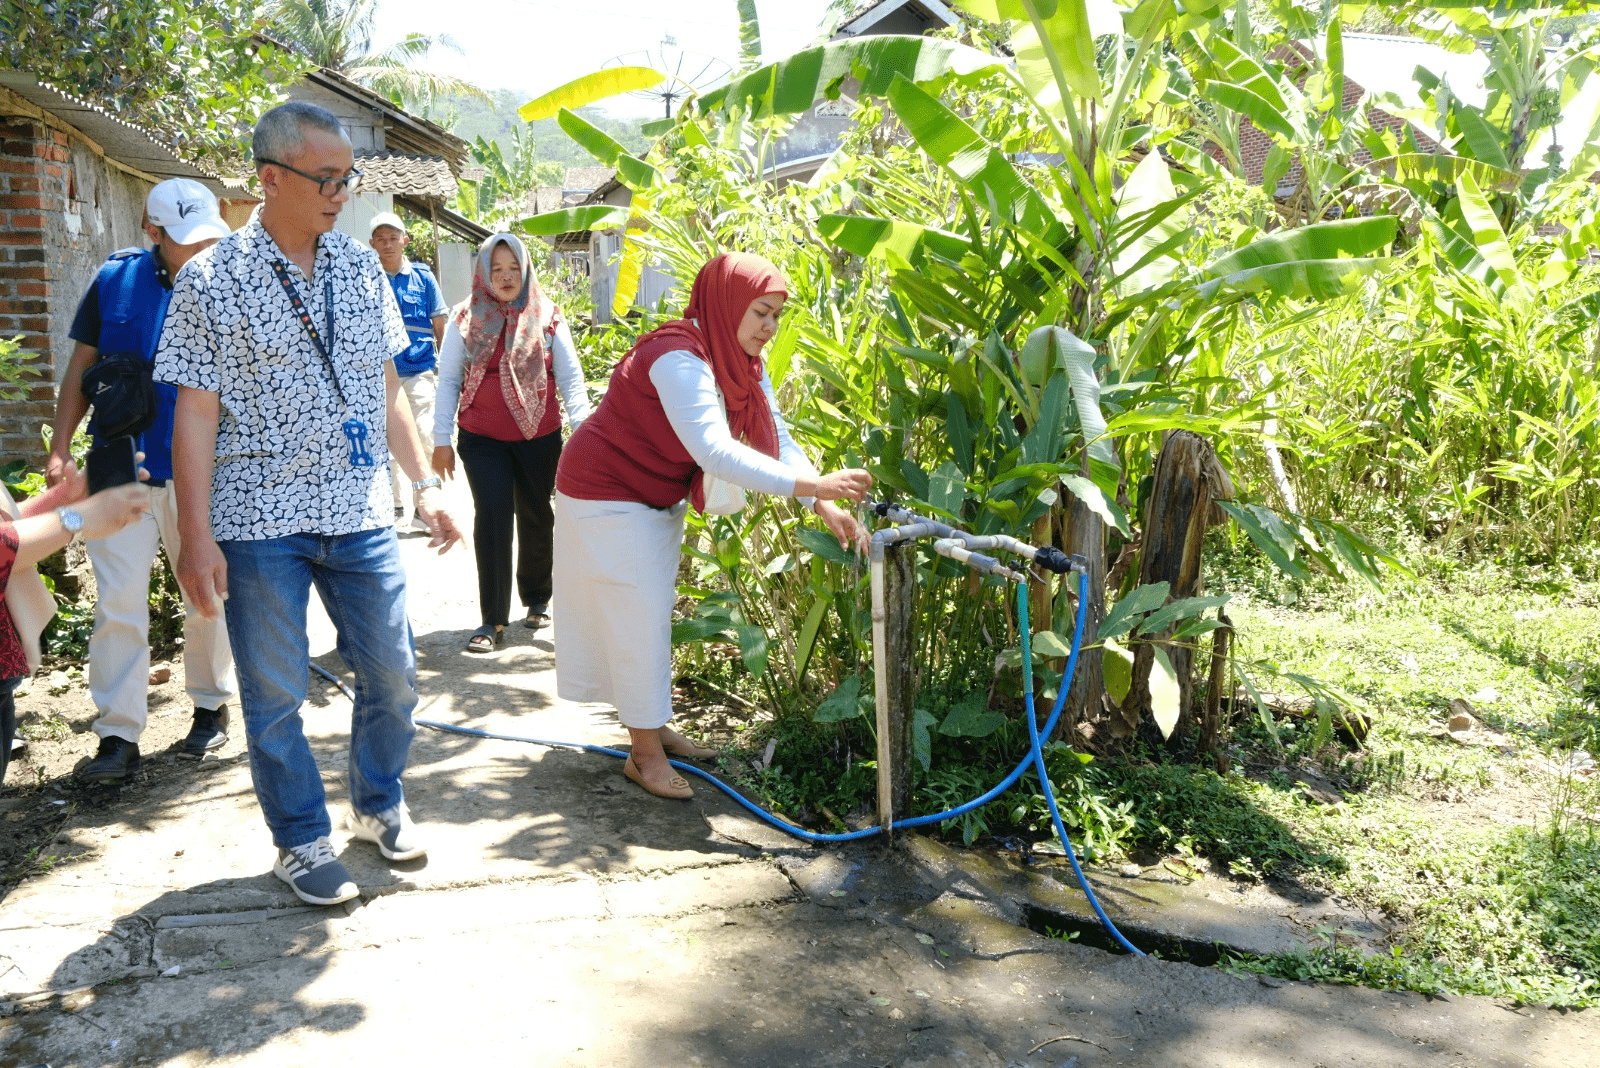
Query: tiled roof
354 151 458 199
563 166 613 193
525 185 565 215
1218 43 1446 195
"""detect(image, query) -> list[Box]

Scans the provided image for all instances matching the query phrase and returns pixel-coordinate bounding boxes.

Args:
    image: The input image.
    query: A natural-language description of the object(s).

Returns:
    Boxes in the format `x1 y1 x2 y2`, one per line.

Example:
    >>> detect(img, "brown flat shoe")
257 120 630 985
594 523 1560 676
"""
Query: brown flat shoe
624 755 693 800
660 726 717 760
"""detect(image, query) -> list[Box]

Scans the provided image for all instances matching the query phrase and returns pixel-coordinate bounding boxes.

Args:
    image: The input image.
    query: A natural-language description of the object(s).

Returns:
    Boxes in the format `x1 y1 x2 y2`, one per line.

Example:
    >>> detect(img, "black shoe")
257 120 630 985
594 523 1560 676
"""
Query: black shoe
181 705 229 757
80 736 141 783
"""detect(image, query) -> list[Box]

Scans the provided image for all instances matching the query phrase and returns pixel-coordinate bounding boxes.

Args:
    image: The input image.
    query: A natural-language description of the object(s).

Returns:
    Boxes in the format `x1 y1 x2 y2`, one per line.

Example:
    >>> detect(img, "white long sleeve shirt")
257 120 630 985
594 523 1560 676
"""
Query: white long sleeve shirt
648 350 819 507
433 318 592 445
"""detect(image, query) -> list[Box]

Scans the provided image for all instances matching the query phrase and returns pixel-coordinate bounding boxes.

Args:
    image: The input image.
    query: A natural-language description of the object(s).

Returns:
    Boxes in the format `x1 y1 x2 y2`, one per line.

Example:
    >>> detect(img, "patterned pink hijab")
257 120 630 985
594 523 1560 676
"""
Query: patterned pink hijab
450 233 563 438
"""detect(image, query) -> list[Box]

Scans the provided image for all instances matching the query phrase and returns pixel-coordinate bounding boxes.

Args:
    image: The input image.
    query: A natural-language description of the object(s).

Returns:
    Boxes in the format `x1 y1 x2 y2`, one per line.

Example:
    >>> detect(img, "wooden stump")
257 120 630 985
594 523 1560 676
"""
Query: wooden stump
875 541 916 835
1199 610 1233 760
1056 491 1105 745
1117 431 1233 748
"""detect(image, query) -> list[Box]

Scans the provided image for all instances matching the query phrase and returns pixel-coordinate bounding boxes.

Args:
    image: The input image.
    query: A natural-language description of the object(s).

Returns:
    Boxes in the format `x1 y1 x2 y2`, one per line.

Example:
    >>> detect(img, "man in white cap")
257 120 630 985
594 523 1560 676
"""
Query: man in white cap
47 177 238 784
368 211 447 531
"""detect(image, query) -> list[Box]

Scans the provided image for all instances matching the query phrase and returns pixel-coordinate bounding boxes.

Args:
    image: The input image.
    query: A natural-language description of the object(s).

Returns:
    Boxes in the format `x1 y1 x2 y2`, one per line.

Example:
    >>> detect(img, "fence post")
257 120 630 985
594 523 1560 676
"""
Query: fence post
875 541 916 837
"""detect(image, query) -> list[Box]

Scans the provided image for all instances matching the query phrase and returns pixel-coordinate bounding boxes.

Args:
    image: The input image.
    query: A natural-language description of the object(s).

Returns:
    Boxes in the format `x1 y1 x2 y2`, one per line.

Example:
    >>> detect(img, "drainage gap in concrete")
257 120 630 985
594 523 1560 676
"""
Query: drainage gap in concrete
1020 904 1227 965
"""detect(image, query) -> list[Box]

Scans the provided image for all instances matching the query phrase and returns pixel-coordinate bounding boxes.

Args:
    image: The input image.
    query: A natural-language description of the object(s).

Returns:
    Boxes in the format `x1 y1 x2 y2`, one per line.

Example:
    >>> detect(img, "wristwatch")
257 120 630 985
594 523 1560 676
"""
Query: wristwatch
411 476 443 493
56 507 84 537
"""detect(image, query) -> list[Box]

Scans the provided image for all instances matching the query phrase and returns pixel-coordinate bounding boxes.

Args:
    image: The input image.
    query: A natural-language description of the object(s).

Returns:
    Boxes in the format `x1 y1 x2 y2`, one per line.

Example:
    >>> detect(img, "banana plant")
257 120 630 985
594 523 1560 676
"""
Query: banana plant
524 0 1407 752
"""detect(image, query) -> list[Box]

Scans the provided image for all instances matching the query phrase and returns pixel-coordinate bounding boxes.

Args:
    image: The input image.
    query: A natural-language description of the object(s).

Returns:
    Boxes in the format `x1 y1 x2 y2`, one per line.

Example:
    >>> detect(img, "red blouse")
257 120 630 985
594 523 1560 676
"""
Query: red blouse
458 329 561 442
0 518 32 680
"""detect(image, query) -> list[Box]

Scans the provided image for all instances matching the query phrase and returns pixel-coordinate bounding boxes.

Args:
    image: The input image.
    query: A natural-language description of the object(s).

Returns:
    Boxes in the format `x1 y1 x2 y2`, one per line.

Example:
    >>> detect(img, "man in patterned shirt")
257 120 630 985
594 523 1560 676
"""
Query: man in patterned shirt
157 101 464 907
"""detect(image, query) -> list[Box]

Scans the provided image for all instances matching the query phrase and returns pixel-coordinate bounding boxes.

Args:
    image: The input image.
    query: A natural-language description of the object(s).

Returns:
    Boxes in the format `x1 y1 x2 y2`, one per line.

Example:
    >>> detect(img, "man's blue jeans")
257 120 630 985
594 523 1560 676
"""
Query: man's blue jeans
220 528 417 849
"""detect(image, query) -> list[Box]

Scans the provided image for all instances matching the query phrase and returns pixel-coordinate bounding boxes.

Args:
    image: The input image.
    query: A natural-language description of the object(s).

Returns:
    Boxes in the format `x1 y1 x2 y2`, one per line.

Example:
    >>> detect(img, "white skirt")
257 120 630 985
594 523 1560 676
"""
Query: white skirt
553 491 686 730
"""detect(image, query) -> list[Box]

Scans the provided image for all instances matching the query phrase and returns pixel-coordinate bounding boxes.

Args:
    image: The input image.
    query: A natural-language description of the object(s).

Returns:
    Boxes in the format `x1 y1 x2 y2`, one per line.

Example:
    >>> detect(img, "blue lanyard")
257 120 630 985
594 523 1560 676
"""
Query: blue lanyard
270 259 346 405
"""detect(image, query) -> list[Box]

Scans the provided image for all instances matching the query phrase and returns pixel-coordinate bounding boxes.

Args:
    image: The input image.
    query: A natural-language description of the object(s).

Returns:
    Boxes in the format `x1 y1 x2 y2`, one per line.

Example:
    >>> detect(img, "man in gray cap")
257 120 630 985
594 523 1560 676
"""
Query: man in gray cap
47 177 239 784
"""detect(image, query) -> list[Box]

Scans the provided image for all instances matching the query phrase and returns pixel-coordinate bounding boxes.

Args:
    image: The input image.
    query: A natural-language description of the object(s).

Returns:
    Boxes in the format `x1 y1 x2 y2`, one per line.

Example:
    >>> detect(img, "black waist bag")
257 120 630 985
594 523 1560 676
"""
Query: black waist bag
82 352 157 441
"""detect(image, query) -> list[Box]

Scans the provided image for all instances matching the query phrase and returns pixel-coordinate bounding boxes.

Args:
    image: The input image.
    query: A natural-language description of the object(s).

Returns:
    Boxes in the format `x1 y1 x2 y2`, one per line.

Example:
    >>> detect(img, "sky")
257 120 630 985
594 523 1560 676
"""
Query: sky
370 0 838 117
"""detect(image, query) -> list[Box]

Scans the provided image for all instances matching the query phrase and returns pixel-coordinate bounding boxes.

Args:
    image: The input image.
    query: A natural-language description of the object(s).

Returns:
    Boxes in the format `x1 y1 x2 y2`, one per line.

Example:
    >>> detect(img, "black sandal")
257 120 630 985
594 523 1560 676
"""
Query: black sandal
466 625 502 653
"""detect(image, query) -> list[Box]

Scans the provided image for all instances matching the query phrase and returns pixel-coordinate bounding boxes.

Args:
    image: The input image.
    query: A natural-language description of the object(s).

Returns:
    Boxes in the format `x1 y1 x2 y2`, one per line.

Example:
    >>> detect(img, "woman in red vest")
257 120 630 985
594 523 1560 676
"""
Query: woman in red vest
433 234 592 652
555 252 870 800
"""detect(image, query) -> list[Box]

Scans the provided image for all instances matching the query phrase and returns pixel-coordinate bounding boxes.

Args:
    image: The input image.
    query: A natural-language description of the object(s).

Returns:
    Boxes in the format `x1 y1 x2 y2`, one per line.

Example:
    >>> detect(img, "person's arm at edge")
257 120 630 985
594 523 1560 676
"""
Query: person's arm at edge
385 360 462 552
549 319 591 429
430 320 466 479
172 386 228 619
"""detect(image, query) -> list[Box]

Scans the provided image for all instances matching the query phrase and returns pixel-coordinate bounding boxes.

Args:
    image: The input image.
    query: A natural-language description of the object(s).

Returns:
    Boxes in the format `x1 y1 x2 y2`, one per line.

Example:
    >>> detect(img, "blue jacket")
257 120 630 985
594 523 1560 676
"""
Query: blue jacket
93 249 178 481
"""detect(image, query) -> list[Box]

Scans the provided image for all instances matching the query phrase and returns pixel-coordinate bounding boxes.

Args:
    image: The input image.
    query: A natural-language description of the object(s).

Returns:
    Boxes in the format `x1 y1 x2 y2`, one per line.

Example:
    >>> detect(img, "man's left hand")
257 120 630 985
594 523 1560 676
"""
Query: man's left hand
414 488 463 553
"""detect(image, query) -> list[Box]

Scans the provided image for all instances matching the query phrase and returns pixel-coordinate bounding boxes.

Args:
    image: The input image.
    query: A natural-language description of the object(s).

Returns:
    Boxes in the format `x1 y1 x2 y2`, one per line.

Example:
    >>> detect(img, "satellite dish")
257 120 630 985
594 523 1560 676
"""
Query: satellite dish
605 35 732 118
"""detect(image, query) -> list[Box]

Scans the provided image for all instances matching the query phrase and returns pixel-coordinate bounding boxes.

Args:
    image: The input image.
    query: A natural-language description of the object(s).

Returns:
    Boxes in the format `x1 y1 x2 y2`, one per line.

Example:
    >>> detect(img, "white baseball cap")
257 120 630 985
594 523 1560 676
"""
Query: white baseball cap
369 211 408 237
146 178 228 246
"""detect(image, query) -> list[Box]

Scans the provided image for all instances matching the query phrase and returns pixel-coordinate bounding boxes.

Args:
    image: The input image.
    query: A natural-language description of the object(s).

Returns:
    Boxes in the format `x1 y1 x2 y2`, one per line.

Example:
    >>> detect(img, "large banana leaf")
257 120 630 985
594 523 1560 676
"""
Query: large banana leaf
816 214 971 266
1000 0 1105 111
519 205 629 237
557 108 657 189
1455 171 1529 305
1452 105 1511 170
1199 36 1297 142
1205 216 1396 276
886 74 1054 233
1198 216 1397 302
693 35 1003 118
518 68 664 122
1109 150 1189 294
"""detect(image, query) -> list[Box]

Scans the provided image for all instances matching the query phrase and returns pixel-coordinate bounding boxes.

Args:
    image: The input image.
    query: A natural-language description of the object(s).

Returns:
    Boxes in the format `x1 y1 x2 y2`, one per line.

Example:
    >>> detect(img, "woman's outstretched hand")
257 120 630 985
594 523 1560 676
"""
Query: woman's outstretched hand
799 468 871 503
431 445 456 481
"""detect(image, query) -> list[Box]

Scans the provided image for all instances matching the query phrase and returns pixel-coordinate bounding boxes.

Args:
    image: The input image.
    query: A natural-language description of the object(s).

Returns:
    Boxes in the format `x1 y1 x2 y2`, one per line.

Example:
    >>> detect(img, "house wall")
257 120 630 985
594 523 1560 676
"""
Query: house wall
0 115 151 466
286 82 385 155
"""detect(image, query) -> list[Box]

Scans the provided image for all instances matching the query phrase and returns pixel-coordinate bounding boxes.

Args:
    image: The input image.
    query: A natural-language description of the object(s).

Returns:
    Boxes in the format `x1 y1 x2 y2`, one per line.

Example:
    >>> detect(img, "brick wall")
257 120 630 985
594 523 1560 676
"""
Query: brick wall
0 117 62 465
0 116 150 468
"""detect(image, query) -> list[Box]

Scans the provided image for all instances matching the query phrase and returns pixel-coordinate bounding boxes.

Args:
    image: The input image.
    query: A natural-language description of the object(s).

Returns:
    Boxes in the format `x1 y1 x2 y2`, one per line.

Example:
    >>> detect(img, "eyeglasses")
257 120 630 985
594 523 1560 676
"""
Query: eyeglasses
257 158 364 197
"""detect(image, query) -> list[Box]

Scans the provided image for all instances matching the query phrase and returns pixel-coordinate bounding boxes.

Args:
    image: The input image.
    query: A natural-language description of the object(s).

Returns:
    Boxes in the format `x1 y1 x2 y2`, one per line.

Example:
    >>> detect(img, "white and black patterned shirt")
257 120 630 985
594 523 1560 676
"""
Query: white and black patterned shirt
154 210 409 542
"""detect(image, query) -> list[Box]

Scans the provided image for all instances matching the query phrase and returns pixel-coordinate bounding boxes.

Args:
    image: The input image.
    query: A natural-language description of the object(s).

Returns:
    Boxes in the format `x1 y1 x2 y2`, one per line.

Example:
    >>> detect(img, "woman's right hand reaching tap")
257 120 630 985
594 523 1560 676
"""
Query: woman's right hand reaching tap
800 467 871 504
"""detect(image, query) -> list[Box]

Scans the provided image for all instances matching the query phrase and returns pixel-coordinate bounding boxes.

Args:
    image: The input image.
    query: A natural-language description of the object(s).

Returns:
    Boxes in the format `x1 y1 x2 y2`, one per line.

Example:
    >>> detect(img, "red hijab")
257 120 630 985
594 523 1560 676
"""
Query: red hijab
629 252 788 510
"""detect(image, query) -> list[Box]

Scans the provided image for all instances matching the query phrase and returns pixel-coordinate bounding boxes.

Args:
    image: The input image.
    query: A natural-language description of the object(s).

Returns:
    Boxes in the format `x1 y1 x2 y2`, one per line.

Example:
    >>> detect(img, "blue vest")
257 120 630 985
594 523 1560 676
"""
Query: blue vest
386 261 442 376
93 249 178 481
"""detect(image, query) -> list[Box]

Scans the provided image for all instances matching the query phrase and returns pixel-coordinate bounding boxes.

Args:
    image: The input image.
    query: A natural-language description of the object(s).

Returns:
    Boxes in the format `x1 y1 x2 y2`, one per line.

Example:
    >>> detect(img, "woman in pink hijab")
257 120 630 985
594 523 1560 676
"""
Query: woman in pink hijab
433 234 591 653
555 252 870 800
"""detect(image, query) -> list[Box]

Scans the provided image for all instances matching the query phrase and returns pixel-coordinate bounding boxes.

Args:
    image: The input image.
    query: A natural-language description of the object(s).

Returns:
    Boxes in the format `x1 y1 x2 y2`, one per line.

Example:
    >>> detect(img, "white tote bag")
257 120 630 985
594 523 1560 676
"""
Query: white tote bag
700 386 747 515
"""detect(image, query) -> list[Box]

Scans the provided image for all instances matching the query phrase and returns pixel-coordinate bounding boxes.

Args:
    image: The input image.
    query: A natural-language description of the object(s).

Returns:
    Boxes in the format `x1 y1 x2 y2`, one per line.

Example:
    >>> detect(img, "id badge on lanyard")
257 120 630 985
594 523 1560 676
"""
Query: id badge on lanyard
271 259 372 467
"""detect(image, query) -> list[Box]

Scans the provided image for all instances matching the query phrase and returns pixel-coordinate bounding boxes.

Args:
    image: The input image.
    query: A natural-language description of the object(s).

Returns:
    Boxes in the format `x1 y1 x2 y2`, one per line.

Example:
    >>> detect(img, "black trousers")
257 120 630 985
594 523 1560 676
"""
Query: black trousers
0 675 19 786
456 428 562 628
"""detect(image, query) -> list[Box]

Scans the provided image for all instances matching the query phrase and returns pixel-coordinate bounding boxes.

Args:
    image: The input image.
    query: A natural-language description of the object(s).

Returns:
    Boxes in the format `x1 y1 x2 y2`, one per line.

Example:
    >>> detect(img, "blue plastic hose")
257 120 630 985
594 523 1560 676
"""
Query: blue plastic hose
414 568 1144 954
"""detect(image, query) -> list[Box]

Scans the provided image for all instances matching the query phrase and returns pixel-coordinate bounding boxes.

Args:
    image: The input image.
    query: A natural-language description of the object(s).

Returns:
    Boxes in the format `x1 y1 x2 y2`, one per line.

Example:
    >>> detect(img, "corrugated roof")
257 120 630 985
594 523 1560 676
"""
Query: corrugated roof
0 71 240 194
354 150 457 199
301 67 469 173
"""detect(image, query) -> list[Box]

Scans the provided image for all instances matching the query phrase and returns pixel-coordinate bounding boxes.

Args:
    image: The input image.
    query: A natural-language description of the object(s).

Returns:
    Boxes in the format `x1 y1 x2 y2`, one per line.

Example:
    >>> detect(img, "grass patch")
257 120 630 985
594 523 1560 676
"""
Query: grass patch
707 542 1600 1005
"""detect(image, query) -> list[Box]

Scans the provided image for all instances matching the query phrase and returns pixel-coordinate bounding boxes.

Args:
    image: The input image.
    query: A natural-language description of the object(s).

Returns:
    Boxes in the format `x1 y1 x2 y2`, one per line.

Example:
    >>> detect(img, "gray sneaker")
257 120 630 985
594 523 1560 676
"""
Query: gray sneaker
347 802 426 861
273 837 359 905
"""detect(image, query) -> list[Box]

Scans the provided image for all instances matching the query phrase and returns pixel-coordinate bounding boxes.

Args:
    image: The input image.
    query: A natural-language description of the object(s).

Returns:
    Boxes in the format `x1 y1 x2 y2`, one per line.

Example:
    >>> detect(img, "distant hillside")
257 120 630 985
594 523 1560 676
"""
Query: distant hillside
441 88 651 167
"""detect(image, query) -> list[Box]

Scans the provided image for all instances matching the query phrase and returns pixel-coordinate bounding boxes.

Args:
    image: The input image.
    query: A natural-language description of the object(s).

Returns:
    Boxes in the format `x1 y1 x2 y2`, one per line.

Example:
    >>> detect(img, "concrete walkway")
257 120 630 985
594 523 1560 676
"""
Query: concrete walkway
2 479 1595 1066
